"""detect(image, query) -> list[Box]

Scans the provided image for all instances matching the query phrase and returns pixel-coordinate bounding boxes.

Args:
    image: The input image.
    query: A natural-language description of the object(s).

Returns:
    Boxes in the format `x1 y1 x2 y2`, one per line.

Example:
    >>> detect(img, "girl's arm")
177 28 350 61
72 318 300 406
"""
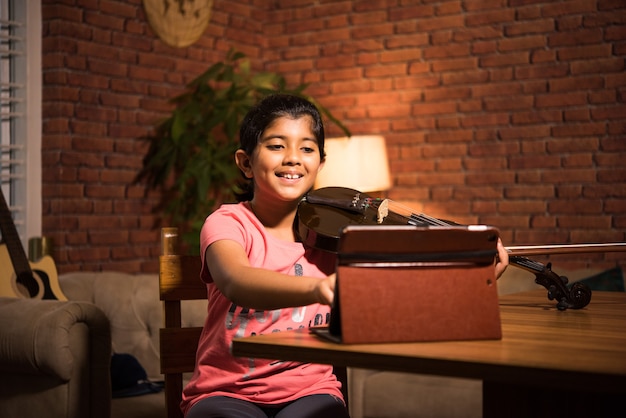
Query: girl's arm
206 239 335 310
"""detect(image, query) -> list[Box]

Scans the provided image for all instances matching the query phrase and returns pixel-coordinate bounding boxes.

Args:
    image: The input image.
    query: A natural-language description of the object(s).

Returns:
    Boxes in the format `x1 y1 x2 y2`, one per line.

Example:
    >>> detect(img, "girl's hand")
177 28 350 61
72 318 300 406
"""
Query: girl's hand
495 238 509 279
315 273 336 306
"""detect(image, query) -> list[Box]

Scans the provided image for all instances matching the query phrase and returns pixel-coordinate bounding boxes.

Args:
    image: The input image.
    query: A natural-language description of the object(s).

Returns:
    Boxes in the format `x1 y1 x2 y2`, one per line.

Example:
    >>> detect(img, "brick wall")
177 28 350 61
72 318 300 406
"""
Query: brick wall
42 0 626 275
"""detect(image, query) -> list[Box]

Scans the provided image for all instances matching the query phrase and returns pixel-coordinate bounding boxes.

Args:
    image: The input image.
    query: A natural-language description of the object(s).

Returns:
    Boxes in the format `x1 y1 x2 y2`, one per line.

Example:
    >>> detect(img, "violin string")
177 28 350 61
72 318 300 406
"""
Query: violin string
412 213 451 226
508 255 546 272
382 198 451 227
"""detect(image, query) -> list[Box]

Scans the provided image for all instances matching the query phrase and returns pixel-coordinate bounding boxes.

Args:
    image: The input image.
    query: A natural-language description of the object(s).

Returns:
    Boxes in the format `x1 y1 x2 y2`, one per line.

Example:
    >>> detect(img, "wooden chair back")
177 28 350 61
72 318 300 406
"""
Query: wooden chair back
159 227 205 418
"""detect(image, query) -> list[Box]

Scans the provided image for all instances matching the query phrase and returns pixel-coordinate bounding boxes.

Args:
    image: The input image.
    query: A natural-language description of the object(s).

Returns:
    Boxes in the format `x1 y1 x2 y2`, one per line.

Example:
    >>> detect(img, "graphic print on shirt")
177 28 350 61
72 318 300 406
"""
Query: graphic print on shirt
225 263 307 337
226 262 324 378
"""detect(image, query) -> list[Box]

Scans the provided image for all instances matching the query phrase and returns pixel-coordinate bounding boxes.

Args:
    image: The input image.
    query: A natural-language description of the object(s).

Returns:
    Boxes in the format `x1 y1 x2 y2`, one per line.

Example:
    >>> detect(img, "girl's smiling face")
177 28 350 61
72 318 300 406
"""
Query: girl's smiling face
236 115 325 205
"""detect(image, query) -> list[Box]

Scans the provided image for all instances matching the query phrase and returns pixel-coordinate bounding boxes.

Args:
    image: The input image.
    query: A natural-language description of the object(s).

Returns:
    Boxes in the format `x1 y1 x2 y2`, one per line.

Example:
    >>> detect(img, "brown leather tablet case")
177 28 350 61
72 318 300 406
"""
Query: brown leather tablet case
314 225 502 344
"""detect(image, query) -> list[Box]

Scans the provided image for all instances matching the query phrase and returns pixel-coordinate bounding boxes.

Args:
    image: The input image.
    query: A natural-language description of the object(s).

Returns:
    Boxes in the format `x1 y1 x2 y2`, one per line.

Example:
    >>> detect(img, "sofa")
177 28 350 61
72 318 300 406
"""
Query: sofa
0 272 207 418
0 266 614 418
0 296 112 418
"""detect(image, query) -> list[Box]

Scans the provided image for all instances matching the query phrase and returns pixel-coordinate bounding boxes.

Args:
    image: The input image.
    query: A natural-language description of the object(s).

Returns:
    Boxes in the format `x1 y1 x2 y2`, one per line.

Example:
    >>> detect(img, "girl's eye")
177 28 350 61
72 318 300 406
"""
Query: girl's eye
301 146 315 153
266 144 283 150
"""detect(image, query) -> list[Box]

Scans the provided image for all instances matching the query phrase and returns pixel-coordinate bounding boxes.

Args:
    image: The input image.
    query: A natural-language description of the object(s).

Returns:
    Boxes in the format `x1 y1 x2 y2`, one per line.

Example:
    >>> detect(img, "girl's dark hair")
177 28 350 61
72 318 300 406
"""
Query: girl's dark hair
235 94 325 202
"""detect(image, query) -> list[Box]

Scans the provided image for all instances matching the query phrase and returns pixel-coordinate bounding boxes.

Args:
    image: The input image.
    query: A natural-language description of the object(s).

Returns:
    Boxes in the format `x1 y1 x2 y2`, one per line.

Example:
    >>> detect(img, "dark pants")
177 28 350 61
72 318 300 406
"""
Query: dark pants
186 394 350 418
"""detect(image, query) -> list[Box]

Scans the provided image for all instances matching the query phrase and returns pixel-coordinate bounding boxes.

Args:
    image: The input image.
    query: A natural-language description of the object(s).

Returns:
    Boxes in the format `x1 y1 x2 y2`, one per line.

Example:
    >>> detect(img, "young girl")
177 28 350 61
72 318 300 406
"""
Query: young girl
181 94 509 418
182 94 350 418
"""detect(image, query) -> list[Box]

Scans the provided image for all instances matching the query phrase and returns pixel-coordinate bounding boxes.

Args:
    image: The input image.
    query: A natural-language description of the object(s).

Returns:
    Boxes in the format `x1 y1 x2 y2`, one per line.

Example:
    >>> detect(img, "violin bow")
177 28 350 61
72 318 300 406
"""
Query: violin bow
506 242 626 256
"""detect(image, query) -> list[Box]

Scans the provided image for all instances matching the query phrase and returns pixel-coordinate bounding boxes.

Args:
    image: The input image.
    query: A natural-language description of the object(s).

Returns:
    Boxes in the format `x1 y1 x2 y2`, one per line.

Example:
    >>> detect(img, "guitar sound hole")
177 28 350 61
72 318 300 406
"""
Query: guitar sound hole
16 272 39 298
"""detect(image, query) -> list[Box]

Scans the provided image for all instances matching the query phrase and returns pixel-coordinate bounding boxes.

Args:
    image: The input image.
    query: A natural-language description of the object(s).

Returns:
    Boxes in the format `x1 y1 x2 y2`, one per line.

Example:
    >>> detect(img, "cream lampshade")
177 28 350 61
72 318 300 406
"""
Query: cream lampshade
315 135 391 192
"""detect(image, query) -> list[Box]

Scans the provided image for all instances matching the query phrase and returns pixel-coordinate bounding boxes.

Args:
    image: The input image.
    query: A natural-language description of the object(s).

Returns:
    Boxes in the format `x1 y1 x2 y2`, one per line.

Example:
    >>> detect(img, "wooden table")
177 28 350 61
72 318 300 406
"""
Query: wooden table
232 290 626 417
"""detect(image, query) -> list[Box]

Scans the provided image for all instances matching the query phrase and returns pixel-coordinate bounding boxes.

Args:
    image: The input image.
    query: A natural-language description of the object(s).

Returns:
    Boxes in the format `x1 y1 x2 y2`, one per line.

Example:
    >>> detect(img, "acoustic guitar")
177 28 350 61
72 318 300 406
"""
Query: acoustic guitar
0 189 66 300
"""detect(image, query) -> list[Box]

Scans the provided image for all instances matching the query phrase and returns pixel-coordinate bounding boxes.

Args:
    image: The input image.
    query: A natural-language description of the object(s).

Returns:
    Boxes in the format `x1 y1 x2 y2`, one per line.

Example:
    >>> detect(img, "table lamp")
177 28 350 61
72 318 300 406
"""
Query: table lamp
315 135 391 193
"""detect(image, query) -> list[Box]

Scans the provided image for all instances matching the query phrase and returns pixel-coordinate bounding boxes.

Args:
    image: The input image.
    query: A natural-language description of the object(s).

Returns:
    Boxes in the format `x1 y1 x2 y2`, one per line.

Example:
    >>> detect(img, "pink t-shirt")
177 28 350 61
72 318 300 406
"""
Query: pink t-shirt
180 202 341 415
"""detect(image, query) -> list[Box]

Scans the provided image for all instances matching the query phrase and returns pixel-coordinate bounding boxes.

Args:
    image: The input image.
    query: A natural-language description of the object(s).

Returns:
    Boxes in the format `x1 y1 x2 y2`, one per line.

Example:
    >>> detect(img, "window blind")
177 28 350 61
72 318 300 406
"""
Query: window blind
0 0 39 250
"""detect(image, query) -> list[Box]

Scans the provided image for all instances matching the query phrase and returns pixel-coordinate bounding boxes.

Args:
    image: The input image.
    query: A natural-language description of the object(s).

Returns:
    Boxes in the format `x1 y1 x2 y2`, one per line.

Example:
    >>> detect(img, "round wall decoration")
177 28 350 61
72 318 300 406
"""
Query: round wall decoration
143 0 214 48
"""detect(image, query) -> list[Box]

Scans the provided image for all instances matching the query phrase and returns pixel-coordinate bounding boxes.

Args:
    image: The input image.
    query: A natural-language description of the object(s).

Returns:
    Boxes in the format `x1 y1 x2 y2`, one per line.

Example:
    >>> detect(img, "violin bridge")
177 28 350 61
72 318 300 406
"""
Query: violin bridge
377 199 389 224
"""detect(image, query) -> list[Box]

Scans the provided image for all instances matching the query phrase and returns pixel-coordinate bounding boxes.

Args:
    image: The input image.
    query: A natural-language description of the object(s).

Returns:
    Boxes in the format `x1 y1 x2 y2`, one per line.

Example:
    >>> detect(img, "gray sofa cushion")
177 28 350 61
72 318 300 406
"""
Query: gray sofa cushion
59 272 207 381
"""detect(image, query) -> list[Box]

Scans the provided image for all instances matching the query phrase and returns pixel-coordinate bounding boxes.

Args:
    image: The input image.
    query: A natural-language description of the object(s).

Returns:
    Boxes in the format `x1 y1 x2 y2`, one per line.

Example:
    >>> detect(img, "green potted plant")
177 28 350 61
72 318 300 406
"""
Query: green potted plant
136 50 350 253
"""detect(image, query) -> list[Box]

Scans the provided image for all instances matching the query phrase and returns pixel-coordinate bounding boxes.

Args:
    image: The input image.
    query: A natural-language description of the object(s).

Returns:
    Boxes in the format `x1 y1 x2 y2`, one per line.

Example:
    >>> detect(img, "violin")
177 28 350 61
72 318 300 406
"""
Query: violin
296 187 626 311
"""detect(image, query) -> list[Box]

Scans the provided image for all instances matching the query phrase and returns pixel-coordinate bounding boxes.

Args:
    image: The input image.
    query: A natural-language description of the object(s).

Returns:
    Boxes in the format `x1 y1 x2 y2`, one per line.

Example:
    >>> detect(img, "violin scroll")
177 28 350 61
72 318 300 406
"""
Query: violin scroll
539 265 592 311
510 256 592 310
561 282 593 311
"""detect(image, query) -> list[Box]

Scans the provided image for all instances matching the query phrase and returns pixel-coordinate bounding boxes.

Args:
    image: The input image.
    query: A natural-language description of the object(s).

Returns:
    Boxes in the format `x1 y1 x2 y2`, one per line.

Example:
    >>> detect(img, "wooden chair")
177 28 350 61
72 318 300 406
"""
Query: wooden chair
159 227 205 418
158 227 348 418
